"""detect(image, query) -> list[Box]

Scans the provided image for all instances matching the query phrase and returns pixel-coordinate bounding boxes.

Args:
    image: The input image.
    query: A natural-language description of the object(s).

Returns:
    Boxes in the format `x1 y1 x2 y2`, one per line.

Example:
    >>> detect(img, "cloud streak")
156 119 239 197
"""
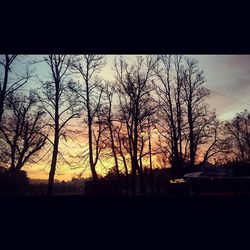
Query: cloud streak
193 55 250 120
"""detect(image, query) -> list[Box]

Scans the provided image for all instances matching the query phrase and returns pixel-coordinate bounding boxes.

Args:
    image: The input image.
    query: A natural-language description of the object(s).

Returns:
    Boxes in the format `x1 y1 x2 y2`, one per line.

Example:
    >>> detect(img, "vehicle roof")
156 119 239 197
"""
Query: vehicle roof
184 171 250 179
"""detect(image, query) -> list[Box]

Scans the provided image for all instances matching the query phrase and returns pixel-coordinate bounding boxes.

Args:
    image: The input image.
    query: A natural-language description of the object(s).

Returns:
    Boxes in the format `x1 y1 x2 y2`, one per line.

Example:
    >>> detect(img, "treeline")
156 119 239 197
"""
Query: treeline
0 54 249 195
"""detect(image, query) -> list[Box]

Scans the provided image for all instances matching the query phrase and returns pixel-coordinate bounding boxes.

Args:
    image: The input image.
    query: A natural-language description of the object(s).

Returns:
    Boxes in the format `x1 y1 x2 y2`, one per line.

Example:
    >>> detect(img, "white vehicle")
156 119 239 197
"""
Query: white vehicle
184 171 250 196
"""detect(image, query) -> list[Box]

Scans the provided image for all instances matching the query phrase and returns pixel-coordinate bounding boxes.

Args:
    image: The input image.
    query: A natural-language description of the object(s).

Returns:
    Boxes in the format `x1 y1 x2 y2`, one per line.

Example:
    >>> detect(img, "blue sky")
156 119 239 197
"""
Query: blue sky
8 55 250 121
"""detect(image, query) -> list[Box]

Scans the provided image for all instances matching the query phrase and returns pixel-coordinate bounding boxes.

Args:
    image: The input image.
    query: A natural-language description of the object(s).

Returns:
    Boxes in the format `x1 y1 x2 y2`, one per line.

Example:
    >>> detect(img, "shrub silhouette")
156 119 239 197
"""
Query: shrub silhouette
0 167 29 195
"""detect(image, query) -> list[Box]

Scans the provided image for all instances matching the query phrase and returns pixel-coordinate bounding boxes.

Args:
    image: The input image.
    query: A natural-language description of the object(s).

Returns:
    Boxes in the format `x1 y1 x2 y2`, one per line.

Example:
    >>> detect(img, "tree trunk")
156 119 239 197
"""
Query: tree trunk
109 120 119 180
167 92 180 178
139 155 145 195
0 56 9 124
118 130 129 195
148 131 154 195
88 121 98 182
48 73 60 196
132 105 139 195
123 160 129 196
47 131 59 196
188 107 195 169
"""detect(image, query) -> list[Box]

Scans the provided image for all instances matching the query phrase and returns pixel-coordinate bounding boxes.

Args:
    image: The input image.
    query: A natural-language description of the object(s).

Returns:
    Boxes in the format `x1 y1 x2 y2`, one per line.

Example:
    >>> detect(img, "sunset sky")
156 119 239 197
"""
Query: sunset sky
13 55 250 181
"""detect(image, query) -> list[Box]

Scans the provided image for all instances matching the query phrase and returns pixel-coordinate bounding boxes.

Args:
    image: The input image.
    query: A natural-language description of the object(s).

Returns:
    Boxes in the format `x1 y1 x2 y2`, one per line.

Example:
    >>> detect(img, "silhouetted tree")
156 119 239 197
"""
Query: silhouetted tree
154 56 219 177
69 55 106 182
197 117 230 168
154 55 186 176
116 121 130 195
145 116 156 194
39 55 79 195
103 83 120 179
114 56 158 195
0 55 31 124
0 92 47 171
182 57 211 169
225 110 250 164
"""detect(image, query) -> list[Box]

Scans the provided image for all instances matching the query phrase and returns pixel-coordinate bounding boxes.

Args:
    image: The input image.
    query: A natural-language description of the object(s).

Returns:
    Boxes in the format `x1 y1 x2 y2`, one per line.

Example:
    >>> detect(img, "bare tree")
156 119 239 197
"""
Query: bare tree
103 83 120 179
154 55 220 177
39 55 79 195
154 55 186 176
114 56 158 195
0 92 47 171
182 57 212 169
0 55 31 124
69 55 106 182
116 122 130 195
225 110 250 163
144 115 157 194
